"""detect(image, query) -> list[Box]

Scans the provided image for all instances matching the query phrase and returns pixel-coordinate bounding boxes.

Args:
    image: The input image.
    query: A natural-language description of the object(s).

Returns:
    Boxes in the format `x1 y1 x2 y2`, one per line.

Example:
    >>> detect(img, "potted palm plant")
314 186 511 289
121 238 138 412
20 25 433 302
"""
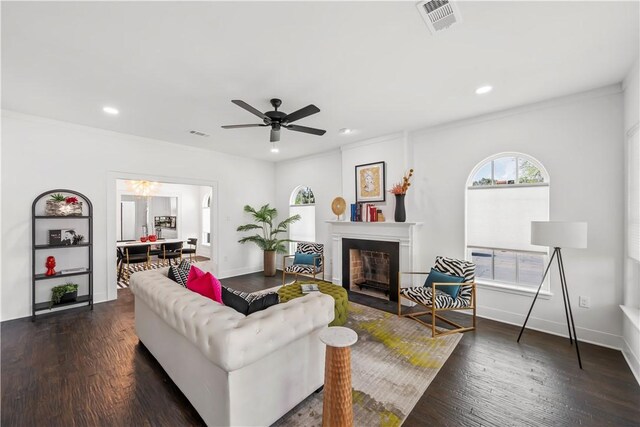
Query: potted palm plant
237 204 301 276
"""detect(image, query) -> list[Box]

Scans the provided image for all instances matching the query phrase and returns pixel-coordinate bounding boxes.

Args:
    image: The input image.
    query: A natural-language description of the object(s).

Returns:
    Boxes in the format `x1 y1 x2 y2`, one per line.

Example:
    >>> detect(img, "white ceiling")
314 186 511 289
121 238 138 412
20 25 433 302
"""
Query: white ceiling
2 1 638 161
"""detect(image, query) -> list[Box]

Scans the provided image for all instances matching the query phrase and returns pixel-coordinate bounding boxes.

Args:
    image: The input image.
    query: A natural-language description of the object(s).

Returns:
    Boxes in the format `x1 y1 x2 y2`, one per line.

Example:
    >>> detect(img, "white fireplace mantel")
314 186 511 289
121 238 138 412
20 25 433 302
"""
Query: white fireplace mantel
326 220 422 286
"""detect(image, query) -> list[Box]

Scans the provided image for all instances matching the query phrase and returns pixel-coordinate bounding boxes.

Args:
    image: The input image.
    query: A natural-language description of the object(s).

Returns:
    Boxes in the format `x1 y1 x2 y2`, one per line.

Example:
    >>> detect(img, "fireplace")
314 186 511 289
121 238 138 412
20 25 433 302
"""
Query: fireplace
342 238 399 302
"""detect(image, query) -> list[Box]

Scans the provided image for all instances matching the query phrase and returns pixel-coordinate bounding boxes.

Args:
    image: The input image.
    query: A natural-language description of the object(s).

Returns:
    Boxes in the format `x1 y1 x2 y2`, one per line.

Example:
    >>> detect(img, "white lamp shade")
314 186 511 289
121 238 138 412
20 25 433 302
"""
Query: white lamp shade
531 221 588 249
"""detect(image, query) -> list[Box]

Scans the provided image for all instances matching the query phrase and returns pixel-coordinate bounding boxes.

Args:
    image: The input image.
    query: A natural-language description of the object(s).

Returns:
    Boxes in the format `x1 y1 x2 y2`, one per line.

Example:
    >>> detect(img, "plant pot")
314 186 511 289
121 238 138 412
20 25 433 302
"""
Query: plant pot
58 291 78 304
45 200 83 216
394 194 406 223
263 250 277 277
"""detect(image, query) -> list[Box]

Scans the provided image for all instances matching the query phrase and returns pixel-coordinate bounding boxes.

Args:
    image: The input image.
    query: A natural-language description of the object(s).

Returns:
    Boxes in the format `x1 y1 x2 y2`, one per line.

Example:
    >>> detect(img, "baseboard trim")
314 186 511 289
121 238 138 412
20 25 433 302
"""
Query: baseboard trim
474 304 623 350
218 266 264 279
622 337 640 385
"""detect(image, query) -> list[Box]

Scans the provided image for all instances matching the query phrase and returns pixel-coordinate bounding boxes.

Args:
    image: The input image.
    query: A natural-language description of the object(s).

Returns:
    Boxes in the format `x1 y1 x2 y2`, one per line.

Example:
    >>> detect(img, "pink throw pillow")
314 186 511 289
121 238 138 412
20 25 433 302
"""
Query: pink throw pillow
186 271 223 304
187 265 206 284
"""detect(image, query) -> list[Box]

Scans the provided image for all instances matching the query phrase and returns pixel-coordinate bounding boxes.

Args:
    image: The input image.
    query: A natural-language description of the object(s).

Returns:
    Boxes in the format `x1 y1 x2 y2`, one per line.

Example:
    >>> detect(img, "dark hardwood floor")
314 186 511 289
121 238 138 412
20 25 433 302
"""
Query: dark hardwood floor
2 271 639 426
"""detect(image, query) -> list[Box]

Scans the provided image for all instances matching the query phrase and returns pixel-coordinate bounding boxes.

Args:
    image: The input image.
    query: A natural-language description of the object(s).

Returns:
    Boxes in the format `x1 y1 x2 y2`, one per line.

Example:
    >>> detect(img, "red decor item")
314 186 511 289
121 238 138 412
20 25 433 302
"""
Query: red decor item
45 256 56 276
186 267 223 303
65 196 79 204
140 236 148 242
148 235 157 242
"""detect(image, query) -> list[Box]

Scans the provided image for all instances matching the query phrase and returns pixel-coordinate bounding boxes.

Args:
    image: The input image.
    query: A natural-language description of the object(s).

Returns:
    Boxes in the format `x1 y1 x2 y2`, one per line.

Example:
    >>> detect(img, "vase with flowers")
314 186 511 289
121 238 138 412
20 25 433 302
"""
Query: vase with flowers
388 169 414 222
45 193 83 216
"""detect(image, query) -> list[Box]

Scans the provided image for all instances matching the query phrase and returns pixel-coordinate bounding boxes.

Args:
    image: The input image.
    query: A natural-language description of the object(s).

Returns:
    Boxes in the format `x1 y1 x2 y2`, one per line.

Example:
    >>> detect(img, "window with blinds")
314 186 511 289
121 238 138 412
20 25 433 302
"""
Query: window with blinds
289 186 316 253
466 154 549 290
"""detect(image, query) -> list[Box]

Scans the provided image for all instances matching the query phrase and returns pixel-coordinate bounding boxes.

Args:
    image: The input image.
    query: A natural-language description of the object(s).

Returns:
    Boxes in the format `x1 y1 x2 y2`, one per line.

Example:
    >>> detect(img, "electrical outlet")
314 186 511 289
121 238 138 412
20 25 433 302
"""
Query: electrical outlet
578 296 590 308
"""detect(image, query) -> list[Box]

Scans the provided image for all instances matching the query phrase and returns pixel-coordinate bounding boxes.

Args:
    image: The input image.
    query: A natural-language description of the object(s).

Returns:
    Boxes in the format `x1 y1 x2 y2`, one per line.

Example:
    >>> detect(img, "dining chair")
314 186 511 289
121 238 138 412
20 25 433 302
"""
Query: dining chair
159 242 183 266
124 245 151 279
182 238 198 261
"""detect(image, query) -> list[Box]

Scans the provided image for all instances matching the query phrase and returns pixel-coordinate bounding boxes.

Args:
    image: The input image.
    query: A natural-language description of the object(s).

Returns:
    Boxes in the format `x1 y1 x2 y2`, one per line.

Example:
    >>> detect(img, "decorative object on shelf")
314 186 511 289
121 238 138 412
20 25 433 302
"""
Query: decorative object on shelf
140 236 148 242
377 209 385 222
32 189 93 321
45 193 83 216
45 256 56 276
49 283 78 308
236 204 300 277
394 194 406 223
355 161 385 203
331 197 347 220
49 229 83 245
518 221 588 369
148 234 157 242
389 169 414 223
141 224 148 237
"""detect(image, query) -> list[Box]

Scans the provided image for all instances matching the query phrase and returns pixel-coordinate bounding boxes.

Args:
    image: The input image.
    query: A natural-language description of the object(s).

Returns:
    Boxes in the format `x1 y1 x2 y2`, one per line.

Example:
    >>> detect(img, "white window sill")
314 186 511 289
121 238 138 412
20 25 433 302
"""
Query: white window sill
476 280 553 300
620 305 640 331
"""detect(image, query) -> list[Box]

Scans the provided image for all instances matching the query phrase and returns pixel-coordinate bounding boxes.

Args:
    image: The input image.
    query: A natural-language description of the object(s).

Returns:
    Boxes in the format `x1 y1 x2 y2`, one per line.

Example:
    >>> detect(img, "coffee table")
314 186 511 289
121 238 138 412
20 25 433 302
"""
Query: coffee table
277 280 348 326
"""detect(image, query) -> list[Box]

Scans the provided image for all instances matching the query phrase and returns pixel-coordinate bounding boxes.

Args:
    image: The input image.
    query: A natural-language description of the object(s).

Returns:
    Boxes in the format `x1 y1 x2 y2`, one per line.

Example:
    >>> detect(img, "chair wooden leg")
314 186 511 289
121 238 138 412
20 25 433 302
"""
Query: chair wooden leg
431 306 437 337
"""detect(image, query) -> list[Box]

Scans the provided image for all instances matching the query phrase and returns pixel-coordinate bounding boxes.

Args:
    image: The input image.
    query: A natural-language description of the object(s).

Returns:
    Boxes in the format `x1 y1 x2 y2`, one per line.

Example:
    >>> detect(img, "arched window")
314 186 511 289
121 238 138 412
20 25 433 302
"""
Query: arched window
289 186 316 252
466 153 550 292
202 194 211 245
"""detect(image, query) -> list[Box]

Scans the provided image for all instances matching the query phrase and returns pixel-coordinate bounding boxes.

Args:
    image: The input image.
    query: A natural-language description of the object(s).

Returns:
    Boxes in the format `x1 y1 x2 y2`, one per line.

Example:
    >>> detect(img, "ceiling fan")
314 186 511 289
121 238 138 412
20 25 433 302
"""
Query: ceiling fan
222 98 326 143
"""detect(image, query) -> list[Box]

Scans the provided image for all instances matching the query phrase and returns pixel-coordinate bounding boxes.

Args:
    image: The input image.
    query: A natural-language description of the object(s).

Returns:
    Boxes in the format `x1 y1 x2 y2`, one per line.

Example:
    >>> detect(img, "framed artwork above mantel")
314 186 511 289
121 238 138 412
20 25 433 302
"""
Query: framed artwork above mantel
355 161 385 203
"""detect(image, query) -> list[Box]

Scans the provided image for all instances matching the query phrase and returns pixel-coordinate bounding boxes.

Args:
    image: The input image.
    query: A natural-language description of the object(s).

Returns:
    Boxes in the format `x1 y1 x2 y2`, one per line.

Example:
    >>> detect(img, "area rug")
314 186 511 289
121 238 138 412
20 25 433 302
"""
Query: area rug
117 263 164 289
272 302 461 426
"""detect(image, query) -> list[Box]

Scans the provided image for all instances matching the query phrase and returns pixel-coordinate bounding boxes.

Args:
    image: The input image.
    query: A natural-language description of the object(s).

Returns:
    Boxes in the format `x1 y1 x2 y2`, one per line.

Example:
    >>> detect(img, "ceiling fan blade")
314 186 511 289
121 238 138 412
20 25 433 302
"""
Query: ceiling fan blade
270 128 281 142
221 124 267 129
285 124 326 136
282 104 320 124
231 100 269 121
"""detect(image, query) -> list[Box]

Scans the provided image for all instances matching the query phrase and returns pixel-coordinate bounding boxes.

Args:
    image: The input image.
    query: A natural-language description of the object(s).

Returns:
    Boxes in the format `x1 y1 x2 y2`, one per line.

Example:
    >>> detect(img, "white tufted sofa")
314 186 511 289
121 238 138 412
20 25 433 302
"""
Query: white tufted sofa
130 267 335 426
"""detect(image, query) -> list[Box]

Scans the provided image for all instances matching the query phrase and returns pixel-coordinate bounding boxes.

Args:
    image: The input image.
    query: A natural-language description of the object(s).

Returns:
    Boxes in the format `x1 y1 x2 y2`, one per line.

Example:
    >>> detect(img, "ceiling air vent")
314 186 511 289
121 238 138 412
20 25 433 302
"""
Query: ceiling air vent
189 130 210 137
416 0 462 34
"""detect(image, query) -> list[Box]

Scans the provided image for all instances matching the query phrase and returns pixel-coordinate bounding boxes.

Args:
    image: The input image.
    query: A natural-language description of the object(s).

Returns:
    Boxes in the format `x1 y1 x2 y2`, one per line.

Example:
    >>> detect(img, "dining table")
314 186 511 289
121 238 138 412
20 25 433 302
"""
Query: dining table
117 238 186 281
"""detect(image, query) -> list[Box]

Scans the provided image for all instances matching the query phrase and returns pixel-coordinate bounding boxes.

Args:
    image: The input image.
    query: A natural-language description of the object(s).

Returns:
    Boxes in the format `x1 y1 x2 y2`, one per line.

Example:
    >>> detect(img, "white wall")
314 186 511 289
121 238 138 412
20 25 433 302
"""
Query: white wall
275 150 342 277
340 133 410 222
1 111 275 321
276 85 626 350
411 85 624 348
622 57 640 381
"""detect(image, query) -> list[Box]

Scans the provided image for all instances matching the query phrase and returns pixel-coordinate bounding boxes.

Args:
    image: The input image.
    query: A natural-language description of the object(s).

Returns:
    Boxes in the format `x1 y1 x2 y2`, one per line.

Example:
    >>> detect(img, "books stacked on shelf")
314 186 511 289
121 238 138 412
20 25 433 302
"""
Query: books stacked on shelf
301 283 320 294
350 203 383 222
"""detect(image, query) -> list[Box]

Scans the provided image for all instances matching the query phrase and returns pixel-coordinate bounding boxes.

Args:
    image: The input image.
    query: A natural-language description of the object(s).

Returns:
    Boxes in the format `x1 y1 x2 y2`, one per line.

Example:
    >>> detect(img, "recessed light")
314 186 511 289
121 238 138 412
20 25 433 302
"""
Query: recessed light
103 106 119 115
475 85 493 95
339 128 353 135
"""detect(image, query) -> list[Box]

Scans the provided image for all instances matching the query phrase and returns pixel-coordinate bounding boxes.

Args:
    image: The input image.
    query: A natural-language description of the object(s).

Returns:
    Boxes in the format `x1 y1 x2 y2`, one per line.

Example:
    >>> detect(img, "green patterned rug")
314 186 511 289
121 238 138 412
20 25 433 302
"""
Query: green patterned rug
272 302 461 426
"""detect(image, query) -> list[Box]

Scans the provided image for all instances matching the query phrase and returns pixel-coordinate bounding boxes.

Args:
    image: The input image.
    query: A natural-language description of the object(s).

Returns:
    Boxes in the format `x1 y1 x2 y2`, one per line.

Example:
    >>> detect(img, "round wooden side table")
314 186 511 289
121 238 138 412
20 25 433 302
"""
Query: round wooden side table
319 326 358 427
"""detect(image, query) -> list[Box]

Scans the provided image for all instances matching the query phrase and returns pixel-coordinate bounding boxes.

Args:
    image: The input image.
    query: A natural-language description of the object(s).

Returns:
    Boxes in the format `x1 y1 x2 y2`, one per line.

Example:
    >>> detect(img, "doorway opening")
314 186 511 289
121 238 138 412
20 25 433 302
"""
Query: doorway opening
113 178 214 292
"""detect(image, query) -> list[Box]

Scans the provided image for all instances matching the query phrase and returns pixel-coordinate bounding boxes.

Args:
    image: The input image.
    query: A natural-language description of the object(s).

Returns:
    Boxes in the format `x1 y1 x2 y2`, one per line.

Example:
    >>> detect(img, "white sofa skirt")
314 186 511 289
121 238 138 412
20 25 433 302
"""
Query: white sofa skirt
135 299 326 426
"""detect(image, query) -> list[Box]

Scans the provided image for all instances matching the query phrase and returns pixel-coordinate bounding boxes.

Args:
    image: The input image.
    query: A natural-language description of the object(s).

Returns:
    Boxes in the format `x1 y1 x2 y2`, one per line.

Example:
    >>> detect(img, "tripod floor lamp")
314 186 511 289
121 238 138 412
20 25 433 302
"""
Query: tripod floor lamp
517 221 588 369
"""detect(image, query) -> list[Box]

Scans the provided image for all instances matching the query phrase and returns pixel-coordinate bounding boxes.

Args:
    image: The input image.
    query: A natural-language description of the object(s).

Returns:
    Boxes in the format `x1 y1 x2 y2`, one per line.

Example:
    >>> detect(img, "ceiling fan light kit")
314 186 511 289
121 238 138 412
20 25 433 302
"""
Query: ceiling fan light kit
222 98 326 146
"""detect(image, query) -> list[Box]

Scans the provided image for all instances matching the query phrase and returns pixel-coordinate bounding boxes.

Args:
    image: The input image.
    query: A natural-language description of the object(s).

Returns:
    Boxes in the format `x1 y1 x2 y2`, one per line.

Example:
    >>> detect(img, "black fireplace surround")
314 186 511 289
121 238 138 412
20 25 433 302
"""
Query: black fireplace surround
342 238 400 302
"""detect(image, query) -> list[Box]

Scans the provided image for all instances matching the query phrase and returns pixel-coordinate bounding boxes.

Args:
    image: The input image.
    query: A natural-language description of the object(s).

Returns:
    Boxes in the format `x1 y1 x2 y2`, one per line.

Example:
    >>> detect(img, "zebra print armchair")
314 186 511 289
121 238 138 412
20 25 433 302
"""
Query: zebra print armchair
282 242 324 285
398 256 476 337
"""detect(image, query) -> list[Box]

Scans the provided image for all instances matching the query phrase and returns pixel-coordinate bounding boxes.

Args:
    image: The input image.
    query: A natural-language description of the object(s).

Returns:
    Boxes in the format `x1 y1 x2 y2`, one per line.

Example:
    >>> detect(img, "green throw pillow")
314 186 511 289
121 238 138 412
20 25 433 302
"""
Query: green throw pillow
424 268 464 299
